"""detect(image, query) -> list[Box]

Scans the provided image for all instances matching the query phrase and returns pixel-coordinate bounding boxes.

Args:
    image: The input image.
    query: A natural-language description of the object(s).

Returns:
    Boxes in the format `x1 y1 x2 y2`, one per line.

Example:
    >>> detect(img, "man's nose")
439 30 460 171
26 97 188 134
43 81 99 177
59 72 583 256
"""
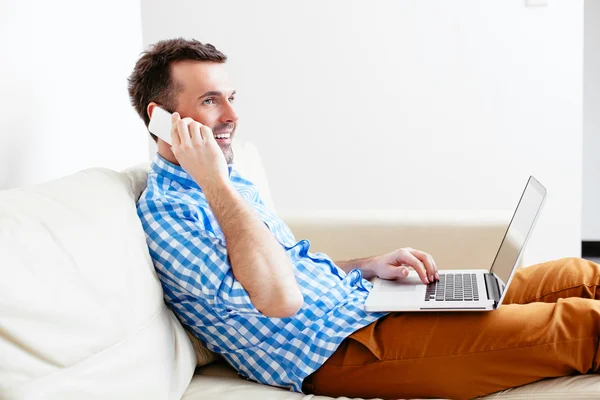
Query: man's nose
221 100 238 123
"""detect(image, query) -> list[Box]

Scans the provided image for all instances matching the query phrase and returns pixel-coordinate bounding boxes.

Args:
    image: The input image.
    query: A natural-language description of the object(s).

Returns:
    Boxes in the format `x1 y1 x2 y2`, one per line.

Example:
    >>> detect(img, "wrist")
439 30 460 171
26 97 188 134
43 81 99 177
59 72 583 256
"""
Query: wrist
201 176 233 197
337 256 380 279
191 171 230 191
360 256 380 279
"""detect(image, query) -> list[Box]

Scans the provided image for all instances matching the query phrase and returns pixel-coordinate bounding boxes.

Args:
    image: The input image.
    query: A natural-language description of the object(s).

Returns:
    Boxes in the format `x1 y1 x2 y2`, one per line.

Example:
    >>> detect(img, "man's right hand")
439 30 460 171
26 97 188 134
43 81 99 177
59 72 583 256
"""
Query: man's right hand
170 112 229 190
371 247 439 285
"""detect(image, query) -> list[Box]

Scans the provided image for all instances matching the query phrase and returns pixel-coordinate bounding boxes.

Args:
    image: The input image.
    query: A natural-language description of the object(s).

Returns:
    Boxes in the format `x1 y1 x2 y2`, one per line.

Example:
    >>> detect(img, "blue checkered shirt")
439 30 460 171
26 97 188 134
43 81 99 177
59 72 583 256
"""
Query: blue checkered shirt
136 154 385 392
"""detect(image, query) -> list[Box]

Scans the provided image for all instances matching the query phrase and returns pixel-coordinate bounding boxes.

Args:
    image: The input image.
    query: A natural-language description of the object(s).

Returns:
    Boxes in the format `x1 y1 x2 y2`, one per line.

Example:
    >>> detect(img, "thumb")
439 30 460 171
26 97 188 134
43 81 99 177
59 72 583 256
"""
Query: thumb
380 265 410 280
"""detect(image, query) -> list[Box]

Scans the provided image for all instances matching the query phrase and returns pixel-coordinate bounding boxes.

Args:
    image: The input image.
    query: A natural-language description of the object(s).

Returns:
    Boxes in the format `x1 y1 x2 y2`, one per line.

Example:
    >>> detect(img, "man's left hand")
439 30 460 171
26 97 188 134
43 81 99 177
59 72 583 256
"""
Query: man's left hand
371 248 439 285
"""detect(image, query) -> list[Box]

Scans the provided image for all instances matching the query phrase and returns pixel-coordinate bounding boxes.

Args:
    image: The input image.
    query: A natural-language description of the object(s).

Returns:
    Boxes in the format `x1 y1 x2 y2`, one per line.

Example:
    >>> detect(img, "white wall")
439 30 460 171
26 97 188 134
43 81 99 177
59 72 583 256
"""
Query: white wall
584 0 600 241
0 0 147 190
141 0 583 265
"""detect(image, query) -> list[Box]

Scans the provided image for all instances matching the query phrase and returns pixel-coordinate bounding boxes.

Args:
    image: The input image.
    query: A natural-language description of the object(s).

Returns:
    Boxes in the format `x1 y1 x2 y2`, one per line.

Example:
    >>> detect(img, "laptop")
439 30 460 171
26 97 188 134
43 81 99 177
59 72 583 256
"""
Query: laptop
364 176 547 312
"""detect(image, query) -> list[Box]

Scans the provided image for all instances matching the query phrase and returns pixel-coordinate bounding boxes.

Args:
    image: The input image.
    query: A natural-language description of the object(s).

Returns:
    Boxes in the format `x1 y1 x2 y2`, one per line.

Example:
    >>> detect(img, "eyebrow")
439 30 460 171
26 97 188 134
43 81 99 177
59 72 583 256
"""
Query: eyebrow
198 90 236 100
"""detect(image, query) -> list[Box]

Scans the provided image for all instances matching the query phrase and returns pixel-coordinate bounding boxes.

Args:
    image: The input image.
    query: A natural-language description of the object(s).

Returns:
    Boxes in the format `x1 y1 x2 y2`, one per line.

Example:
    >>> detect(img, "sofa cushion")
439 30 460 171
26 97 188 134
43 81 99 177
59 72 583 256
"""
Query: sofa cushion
182 362 600 400
230 140 276 211
0 167 195 399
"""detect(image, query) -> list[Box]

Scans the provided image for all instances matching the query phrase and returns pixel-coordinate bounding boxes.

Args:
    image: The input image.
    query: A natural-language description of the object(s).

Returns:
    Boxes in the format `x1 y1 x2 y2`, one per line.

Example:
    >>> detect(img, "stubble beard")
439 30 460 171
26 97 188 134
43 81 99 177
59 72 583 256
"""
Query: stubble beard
221 143 233 164
214 122 235 164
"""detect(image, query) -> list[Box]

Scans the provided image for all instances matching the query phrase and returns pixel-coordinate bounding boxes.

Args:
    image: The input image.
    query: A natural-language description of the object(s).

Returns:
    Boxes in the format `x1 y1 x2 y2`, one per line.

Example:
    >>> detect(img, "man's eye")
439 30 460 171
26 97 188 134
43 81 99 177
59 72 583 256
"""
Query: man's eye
228 97 235 103
203 98 214 105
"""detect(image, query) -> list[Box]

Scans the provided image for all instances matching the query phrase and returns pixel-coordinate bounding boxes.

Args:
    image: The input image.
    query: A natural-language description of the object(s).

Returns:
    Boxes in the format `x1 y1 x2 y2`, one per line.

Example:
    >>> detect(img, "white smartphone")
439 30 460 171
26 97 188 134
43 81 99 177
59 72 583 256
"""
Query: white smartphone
148 106 173 145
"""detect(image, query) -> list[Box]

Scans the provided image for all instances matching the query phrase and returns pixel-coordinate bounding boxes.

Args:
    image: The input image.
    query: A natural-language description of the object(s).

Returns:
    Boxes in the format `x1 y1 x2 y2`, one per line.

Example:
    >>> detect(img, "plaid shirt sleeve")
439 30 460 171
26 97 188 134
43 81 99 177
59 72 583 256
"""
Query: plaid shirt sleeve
142 198 262 317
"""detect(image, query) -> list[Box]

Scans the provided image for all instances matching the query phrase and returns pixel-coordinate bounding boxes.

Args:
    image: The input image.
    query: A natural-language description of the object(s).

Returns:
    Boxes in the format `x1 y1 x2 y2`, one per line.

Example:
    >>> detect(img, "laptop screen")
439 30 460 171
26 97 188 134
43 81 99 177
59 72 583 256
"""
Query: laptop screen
489 176 546 291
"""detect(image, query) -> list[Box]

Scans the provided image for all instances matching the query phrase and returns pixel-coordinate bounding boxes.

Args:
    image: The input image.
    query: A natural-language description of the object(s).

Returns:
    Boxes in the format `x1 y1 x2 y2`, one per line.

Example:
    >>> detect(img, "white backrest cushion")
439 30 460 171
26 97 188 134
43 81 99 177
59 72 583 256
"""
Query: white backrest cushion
231 140 276 211
0 167 195 399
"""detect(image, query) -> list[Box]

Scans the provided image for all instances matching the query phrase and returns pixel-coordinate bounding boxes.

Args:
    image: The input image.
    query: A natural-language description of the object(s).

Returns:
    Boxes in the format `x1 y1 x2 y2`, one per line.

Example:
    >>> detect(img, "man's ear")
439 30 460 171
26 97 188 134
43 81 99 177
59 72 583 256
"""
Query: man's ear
147 102 159 121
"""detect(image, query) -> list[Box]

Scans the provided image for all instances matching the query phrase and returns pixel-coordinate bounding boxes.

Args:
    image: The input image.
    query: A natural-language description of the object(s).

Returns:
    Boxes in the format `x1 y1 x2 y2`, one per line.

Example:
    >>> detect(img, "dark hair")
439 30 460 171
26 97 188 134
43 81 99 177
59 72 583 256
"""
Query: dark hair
127 38 227 141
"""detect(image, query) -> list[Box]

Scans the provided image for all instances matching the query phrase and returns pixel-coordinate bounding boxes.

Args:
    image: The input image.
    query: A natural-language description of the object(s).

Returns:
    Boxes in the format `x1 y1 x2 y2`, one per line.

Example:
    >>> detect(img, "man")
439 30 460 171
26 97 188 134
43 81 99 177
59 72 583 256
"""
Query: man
131 38 600 400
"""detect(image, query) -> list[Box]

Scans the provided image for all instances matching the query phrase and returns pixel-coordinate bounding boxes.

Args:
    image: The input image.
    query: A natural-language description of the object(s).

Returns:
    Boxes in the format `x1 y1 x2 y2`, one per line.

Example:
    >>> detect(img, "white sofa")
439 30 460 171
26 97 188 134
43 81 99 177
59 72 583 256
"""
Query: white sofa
1 141 599 400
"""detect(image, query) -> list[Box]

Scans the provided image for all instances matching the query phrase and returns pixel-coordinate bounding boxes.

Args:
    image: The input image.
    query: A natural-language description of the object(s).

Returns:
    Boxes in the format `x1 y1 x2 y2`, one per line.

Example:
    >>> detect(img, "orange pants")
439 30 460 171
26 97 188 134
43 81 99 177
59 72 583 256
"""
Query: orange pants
302 258 600 399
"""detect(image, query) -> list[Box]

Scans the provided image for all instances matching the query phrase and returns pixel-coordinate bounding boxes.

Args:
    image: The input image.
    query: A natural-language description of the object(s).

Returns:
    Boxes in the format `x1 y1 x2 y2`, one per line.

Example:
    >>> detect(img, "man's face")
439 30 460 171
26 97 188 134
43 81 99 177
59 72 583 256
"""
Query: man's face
155 60 238 164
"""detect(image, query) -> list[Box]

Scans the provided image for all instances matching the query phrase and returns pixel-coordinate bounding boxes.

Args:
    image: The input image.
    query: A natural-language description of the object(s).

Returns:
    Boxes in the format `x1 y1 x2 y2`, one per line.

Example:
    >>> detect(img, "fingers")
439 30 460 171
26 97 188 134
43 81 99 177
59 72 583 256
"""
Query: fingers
388 249 428 284
168 113 216 157
401 251 430 285
186 121 214 146
177 117 194 147
176 118 189 146
188 121 203 144
407 248 439 282
199 125 214 143
171 112 181 147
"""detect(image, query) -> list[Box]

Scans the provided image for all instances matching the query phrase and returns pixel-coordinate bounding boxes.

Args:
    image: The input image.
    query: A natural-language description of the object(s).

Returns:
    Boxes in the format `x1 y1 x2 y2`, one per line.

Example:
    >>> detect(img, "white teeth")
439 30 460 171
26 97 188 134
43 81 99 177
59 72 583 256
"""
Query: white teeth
214 133 230 139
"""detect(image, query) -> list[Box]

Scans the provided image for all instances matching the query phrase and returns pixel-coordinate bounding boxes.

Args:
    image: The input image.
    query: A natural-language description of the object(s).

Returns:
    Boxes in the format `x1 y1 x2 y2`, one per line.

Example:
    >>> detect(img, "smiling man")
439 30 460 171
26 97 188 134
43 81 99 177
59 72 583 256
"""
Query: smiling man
131 38 600 400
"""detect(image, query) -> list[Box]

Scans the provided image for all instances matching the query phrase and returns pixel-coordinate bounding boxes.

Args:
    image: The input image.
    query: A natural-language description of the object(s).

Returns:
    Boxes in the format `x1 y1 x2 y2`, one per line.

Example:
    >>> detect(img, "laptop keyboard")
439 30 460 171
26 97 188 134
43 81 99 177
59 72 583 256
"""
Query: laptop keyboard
425 273 479 302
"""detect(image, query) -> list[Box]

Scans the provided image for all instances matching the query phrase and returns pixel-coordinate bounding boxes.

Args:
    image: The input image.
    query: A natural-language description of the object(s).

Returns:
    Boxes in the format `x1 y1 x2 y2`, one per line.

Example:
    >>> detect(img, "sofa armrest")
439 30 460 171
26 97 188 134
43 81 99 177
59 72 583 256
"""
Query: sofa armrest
281 210 520 270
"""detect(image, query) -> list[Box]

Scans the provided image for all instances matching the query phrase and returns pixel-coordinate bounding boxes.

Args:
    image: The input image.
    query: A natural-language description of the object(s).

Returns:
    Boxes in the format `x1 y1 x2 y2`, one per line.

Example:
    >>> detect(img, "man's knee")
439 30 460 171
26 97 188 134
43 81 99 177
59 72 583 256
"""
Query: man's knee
565 257 599 270
543 257 598 270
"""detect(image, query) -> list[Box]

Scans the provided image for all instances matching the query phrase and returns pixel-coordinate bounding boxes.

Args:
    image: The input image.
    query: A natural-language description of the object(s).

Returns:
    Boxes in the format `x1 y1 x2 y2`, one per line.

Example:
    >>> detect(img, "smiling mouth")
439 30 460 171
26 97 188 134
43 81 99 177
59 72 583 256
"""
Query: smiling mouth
214 132 231 140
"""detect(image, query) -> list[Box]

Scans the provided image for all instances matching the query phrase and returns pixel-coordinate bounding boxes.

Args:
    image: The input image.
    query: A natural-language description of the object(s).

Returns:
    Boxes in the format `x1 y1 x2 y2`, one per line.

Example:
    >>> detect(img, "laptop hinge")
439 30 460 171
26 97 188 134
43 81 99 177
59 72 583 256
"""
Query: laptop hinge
484 273 501 307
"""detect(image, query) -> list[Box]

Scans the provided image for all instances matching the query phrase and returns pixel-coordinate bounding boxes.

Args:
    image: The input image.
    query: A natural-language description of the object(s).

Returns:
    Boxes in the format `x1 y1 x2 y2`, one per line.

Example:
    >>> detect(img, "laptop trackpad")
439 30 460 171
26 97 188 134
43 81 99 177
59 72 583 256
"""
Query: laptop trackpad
378 277 420 292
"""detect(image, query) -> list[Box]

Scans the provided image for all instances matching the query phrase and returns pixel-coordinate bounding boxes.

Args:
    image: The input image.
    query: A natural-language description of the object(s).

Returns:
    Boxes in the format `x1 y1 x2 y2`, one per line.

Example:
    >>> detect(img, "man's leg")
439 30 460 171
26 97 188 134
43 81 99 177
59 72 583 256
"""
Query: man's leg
503 257 600 304
303 258 600 399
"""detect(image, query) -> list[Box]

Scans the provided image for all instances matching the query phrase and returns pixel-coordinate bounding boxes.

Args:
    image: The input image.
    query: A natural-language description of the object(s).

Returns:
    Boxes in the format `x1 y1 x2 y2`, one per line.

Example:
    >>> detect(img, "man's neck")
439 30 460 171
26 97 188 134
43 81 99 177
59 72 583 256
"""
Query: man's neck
157 146 180 166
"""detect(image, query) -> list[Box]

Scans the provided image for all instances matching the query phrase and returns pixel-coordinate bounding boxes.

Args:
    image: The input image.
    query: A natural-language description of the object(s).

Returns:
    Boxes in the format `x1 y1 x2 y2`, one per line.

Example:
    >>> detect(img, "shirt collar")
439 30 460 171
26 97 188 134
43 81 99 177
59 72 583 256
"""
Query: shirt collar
151 153 233 190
